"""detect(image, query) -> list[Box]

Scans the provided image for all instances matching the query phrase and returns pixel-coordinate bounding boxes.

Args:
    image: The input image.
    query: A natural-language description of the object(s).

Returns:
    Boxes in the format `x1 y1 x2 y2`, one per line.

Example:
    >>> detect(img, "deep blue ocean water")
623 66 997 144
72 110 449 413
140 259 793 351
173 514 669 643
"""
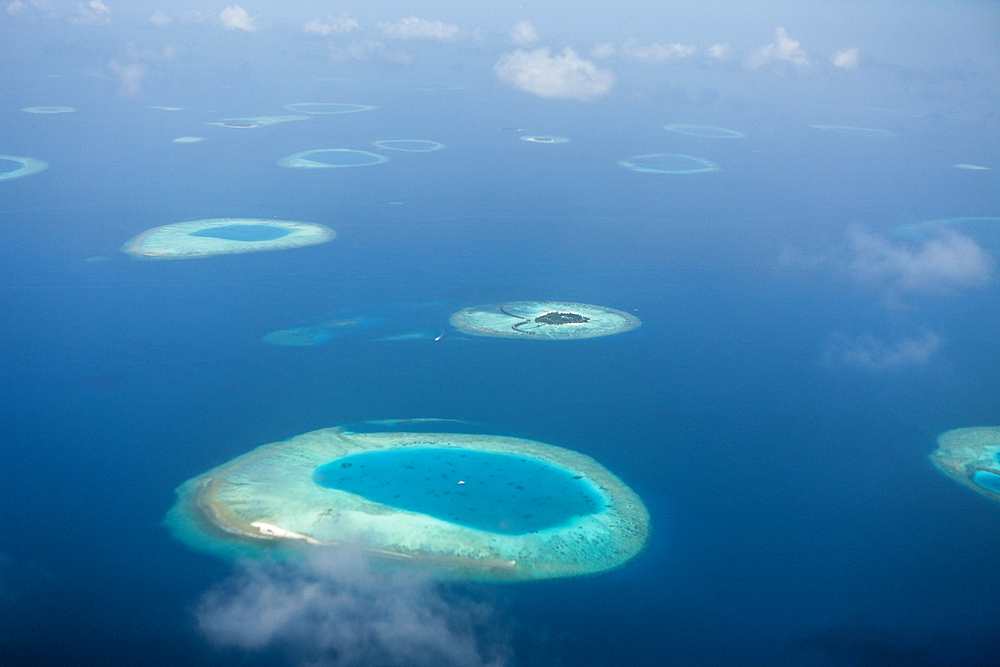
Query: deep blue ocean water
1 11 998 667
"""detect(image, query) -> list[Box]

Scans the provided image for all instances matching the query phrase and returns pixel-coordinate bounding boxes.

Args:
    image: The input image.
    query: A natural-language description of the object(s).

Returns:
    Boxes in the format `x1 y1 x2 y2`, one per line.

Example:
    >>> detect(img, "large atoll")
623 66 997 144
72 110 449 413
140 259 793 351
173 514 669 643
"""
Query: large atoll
0 155 48 181
165 427 650 581
121 218 335 259
450 301 640 340
930 427 1000 504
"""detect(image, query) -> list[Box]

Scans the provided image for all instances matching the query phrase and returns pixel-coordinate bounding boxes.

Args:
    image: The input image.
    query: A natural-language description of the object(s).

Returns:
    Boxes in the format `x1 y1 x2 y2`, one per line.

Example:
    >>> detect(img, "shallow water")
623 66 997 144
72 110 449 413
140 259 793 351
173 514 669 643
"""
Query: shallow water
314 447 604 534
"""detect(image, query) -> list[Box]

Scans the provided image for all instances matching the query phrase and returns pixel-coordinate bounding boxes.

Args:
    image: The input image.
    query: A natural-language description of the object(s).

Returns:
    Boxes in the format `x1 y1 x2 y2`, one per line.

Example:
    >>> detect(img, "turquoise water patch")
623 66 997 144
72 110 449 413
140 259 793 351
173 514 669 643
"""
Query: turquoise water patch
371 140 444 152
283 103 375 114
188 224 291 242
314 447 605 535
663 124 745 138
972 471 1000 494
618 154 718 174
893 217 1000 249
0 155 48 181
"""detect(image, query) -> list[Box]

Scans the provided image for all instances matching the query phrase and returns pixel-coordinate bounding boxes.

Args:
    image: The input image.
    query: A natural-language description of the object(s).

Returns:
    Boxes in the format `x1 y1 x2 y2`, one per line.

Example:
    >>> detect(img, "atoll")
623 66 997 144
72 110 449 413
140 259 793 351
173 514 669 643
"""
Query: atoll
164 426 650 581
172 136 205 144
121 218 335 259
283 103 376 114
617 154 718 174
809 125 897 137
662 124 745 138
22 106 75 114
278 149 389 169
209 115 309 129
521 135 569 144
450 301 640 340
0 155 48 181
930 427 1000 504
371 140 444 152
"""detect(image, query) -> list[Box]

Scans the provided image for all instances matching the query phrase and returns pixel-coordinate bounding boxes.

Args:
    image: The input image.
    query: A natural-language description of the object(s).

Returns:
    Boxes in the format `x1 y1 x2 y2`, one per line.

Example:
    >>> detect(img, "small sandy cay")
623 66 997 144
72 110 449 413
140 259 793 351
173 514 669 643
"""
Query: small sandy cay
451 301 640 340
121 218 335 259
930 426 1000 504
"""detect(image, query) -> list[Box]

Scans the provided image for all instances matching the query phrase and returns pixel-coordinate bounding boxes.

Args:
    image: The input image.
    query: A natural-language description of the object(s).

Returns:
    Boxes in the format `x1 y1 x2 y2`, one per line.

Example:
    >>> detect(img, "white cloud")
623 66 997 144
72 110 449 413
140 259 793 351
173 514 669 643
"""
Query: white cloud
846 227 995 299
824 330 942 370
590 42 616 59
494 47 615 102
6 1 27 16
149 8 169 27
304 13 359 36
219 5 256 32
71 0 110 25
831 48 859 70
106 59 146 95
510 20 538 45
707 43 732 61
745 27 809 69
196 548 508 667
180 9 204 23
377 17 459 40
623 42 697 63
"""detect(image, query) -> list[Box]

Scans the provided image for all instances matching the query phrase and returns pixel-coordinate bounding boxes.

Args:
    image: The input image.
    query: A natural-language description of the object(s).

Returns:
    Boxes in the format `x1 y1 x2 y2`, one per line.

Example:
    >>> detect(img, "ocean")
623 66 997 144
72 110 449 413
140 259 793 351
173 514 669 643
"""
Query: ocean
1 3 998 666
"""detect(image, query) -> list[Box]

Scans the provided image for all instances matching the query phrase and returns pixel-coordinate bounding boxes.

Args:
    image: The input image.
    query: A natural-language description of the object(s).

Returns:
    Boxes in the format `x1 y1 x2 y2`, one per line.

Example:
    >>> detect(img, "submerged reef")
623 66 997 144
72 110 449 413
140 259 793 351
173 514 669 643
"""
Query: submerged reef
165 427 650 581
450 301 640 340
618 153 718 174
809 125 897 137
283 103 375 114
930 427 1000 504
209 115 309 129
0 155 48 181
262 319 364 346
371 140 444 152
122 218 335 259
22 106 75 114
662 124 745 138
278 149 389 168
893 217 1000 251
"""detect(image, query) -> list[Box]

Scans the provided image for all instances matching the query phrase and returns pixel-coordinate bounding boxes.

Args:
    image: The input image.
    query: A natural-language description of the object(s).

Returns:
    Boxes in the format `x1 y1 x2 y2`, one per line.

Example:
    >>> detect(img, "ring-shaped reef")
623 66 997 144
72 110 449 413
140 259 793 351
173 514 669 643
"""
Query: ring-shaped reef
283 103 376 114
121 218 335 260
662 124 745 139
618 153 718 174
209 115 309 129
521 135 569 144
278 149 389 169
0 155 48 181
810 125 897 137
450 301 640 340
22 106 75 114
930 427 1000 504
954 164 990 171
164 427 650 581
371 140 444 152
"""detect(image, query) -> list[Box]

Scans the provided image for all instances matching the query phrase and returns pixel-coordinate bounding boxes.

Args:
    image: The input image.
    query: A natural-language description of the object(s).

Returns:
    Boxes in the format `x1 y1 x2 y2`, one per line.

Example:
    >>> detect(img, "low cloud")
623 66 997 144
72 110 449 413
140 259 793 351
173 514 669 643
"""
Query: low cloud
745 27 809 70
149 8 169 27
304 13 359 36
831 48 859 70
377 17 459 40
70 0 109 25
824 330 942 370
510 20 538 45
494 47 615 101
219 5 256 32
706 43 732 61
622 42 697 63
590 42 616 59
197 548 508 667
6 1 27 16
846 227 994 299
106 59 147 95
